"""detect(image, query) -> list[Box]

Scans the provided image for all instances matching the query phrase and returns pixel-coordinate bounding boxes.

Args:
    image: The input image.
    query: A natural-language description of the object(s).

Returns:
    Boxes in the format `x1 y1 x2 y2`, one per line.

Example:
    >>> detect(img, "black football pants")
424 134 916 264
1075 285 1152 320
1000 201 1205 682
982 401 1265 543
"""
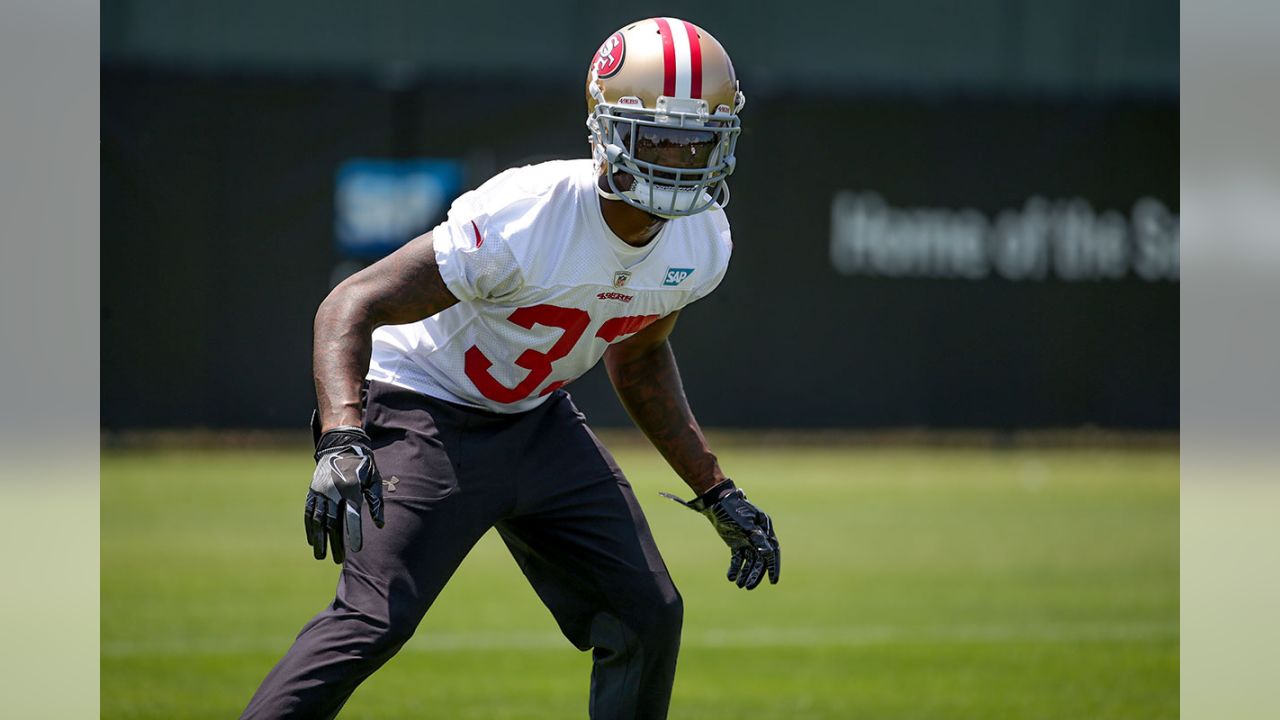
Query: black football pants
241 380 683 720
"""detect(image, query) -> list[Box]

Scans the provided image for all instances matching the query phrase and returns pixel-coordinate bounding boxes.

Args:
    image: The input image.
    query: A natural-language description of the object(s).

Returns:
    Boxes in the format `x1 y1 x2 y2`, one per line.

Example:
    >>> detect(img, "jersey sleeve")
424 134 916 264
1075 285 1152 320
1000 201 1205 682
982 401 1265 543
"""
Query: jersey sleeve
432 195 525 303
685 210 734 303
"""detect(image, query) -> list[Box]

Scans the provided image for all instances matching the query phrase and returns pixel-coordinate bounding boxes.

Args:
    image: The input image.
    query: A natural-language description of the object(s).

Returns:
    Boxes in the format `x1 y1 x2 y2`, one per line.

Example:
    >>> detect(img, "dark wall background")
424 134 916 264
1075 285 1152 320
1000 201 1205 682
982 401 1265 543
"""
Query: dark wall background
101 2 1178 430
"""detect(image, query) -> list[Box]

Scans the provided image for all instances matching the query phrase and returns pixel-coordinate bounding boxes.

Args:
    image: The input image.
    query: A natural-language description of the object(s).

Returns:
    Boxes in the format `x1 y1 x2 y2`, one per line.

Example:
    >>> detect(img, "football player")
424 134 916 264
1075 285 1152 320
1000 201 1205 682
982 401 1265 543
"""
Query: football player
242 17 780 720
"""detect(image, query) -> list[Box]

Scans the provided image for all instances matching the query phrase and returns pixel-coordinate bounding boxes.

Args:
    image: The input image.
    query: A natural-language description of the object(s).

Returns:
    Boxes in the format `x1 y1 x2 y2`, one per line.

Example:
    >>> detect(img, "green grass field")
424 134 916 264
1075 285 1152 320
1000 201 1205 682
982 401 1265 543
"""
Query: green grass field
102 440 1177 719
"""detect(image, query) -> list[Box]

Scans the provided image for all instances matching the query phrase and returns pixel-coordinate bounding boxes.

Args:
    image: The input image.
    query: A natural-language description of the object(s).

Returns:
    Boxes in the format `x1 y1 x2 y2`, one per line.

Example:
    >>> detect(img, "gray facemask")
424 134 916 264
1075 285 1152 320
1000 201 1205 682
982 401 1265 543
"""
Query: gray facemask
588 93 743 218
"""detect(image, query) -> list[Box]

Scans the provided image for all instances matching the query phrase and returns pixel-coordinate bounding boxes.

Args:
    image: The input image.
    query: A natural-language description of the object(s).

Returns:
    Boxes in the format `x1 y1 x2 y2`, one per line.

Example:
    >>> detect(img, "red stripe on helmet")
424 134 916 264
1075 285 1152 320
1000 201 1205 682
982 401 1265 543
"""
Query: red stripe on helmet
682 20 703 98
654 17 676 98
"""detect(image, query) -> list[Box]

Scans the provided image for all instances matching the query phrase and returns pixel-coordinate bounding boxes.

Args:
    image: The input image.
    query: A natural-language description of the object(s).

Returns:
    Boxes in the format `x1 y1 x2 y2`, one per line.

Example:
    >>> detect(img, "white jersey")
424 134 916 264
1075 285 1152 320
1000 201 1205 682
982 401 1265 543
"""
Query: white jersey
368 159 732 413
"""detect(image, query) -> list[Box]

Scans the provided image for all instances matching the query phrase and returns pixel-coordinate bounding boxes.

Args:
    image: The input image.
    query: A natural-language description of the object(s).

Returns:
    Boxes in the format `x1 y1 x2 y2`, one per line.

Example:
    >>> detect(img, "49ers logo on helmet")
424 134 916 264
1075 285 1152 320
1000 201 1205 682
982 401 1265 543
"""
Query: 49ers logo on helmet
594 32 625 78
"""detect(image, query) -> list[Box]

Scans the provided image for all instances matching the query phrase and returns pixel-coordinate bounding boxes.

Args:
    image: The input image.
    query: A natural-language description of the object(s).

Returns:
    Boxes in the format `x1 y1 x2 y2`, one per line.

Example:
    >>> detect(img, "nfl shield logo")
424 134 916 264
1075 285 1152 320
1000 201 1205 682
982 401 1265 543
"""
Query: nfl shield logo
613 271 631 288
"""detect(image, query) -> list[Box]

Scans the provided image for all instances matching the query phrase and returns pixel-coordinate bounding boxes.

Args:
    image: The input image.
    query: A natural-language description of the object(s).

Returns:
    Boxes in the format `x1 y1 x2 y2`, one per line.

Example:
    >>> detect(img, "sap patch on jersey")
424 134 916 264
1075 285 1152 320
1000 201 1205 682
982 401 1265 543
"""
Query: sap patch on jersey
663 267 694 286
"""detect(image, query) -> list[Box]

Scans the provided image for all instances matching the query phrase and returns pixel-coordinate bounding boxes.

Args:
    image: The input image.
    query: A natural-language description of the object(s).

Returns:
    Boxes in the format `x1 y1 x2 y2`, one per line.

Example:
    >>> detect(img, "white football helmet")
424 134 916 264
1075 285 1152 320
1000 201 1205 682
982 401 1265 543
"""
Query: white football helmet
585 18 745 218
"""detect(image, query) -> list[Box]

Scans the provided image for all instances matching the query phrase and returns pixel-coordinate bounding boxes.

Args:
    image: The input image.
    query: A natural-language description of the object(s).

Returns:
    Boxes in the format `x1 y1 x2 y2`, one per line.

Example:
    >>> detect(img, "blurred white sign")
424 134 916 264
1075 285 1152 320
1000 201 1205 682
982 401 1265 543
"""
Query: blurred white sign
829 192 1179 282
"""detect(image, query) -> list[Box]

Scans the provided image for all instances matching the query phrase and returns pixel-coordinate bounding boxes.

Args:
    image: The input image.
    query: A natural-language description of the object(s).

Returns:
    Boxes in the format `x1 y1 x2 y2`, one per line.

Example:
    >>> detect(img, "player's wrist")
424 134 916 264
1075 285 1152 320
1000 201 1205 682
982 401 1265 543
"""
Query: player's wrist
690 479 736 510
314 426 371 461
310 407 367 453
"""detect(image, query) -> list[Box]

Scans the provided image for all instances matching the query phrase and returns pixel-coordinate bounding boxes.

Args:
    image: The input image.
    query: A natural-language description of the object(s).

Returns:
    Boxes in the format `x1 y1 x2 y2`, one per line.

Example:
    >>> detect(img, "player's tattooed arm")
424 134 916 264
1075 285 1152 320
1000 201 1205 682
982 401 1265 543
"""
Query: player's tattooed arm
312 231 460 430
603 311 728 496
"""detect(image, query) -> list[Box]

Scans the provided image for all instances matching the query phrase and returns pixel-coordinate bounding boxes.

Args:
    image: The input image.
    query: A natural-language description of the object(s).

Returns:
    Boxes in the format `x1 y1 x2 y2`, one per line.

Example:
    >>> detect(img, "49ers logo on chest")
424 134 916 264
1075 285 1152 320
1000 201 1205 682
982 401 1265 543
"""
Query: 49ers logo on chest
593 32 625 79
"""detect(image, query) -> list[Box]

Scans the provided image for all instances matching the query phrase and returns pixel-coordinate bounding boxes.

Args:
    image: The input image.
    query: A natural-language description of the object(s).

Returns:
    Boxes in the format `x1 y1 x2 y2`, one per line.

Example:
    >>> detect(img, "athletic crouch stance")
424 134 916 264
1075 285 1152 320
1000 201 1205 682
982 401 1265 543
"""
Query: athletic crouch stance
242 17 780 720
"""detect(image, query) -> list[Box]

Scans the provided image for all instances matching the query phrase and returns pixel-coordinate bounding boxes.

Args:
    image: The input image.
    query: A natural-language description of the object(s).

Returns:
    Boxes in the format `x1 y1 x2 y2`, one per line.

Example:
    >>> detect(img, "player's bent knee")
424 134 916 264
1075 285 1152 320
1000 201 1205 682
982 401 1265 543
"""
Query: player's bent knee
329 608 421 661
629 583 682 646
652 591 683 642
353 623 416 662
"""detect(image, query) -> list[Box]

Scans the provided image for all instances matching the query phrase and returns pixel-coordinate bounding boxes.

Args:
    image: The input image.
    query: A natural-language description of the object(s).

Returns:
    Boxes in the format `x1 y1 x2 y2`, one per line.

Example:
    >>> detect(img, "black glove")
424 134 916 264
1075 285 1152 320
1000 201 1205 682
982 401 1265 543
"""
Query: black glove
305 422 385 564
661 480 780 590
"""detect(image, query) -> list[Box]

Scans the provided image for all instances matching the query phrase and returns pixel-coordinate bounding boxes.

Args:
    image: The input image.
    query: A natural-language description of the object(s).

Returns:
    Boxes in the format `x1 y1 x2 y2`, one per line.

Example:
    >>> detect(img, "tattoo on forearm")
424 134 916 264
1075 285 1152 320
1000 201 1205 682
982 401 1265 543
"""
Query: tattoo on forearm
606 341 726 495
